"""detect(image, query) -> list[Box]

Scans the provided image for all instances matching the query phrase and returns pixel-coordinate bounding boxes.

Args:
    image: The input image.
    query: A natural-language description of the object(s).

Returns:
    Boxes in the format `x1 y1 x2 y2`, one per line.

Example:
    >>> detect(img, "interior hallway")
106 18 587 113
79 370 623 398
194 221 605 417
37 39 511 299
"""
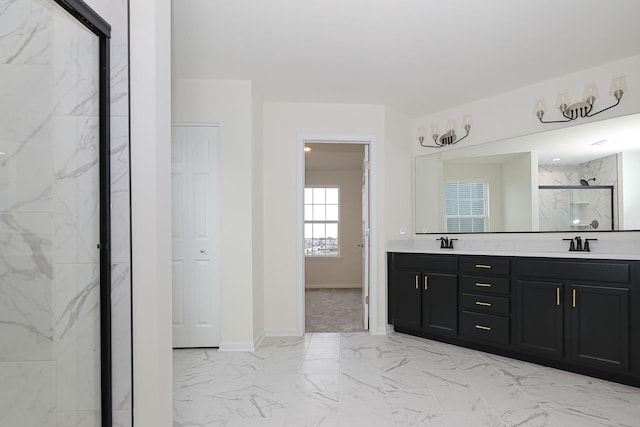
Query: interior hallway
173 332 640 426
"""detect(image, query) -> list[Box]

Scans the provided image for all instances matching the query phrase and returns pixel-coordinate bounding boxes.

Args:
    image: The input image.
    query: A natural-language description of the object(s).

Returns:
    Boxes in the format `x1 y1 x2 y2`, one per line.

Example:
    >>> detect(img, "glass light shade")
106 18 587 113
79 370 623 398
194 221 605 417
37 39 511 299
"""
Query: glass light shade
610 76 627 95
556 91 571 108
583 83 598 101
533 99 546 115
447 119 455 131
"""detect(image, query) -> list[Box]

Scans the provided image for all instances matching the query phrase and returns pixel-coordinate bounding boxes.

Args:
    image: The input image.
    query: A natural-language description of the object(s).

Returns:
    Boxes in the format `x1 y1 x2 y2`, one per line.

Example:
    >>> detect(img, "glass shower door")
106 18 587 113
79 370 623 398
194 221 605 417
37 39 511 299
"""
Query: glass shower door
0 0 109 425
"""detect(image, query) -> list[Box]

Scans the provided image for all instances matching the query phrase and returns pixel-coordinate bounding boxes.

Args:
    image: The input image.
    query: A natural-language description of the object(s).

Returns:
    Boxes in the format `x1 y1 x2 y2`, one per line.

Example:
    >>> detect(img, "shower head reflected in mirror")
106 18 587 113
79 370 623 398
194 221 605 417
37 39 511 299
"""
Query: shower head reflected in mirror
590 219 599 229
580 177 596 186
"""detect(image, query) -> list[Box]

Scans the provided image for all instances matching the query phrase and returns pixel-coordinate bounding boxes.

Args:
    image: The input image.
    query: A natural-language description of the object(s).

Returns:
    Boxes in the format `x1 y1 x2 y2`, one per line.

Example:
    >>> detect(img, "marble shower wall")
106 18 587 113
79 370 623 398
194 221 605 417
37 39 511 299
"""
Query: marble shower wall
539 154 618 231
0 0 131 426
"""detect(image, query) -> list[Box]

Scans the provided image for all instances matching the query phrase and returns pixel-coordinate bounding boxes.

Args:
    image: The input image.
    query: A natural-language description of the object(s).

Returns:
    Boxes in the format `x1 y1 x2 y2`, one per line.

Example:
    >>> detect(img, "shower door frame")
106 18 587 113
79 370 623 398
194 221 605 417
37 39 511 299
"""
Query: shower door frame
51 0 113 425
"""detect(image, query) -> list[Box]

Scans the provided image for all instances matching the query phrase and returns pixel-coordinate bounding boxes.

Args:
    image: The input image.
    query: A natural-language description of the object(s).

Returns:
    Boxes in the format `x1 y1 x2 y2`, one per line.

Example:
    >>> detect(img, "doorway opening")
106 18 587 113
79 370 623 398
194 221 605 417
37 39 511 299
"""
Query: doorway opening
302 141 371 333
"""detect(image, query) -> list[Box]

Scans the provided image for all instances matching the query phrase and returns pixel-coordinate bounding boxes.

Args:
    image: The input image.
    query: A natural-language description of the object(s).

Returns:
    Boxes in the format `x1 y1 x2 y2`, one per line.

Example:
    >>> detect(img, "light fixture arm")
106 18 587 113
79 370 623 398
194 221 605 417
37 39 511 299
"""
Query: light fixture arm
537 85 624 124
584 89 623 117
418 123 470 148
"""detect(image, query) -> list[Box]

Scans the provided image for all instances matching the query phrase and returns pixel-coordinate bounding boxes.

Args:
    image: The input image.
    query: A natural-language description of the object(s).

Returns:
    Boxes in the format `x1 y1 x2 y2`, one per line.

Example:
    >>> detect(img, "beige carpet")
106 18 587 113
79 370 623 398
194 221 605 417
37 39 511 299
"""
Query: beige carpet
305 288 367 333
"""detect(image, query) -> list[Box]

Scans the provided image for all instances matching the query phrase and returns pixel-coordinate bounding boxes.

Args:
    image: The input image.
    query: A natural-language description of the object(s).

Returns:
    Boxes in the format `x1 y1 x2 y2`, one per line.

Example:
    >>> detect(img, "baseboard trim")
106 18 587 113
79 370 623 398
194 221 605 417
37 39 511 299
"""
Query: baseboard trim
305 283 361 289
253 330 266 349
218 341 255 352
264 328 299 337
369 325 390 336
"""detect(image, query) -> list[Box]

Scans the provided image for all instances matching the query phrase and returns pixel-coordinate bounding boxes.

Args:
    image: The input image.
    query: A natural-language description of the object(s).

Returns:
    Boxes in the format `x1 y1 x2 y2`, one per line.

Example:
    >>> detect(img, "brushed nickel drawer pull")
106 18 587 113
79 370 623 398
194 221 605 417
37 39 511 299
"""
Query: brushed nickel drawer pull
475 283 491 287
475 324 491 331
475 301 492 307
475 264 492 269
424 275 429 290
556 287 560 306
572 288 576 308
415 275 419 290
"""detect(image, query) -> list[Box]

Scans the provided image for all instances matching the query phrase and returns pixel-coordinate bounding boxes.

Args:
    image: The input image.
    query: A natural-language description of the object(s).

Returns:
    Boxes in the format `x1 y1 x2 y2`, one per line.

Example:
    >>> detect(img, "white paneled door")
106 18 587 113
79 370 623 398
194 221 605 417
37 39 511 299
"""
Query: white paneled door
171 125 221 348
362 147 370 330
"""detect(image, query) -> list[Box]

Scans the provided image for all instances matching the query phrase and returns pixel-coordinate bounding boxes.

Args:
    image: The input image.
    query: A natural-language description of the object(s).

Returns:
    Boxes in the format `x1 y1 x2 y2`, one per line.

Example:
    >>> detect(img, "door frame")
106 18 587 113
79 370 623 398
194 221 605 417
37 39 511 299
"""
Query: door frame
297 135 378 335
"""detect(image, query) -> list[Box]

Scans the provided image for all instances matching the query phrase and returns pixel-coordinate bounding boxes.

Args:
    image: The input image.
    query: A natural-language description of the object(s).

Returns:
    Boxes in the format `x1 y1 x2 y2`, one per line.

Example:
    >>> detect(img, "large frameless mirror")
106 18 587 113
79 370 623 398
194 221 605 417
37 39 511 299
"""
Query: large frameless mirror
415 113 640 234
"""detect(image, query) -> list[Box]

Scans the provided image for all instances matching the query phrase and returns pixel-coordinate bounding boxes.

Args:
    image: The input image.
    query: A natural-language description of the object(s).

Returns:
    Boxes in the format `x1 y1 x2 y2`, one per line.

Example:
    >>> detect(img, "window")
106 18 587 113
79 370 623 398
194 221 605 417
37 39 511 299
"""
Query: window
304 187 339 256
445 181 487 232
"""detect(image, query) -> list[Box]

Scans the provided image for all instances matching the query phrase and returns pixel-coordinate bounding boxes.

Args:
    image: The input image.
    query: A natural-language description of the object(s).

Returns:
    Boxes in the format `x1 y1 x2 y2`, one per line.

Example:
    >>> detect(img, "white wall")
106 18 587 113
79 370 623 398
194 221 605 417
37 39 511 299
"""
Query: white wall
305 168 363 288
502 153 534 231
262 102 391 335
413 55 640 157
130 0 172 425
252 86 265 344
172 78 256 349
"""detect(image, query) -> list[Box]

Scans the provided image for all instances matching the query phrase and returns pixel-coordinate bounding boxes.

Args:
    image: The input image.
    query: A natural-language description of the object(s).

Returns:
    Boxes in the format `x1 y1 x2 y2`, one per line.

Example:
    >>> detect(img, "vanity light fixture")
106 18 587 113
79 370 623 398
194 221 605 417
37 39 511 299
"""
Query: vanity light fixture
418 116 471 148
535 76 626 124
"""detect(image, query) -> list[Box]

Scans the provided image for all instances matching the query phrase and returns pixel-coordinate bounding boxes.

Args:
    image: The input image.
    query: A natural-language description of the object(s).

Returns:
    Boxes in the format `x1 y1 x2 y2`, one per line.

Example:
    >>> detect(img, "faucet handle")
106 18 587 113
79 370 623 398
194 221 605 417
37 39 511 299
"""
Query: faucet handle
448 238 458 249
563 238 576 251
584 238 598 252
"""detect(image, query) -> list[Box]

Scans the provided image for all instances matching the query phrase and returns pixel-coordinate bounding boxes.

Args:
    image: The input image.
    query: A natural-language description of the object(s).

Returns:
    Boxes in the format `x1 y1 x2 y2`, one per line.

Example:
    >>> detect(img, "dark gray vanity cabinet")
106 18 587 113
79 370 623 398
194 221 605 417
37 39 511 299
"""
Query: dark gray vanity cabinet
570 284 629 371
459 257 512 346
390 268 422 330
387 253 457 337
514 280 564 359
388 252 640 387
422 272 457 335
514 258 632 373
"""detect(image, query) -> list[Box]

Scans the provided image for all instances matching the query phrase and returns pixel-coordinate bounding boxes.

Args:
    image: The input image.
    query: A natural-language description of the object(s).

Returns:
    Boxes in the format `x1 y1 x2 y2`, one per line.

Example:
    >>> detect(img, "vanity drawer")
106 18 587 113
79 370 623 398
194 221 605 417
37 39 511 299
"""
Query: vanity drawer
392 253 457 272
461 257 510 276
460 311 510 345
462 275 510 295
461 293 510 315
515 259 630 284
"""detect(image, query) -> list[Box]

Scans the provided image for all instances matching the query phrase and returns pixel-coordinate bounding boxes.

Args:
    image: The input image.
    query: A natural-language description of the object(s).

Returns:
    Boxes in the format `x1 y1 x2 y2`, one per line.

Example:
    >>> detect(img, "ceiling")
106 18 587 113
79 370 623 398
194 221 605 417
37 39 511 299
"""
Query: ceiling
172 0 640 117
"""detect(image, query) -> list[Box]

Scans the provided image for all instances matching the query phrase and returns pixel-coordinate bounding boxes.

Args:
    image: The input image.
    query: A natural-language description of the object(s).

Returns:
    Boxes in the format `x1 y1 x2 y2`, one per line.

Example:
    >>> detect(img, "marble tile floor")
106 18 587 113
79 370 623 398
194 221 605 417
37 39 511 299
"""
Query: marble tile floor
173 332 640 426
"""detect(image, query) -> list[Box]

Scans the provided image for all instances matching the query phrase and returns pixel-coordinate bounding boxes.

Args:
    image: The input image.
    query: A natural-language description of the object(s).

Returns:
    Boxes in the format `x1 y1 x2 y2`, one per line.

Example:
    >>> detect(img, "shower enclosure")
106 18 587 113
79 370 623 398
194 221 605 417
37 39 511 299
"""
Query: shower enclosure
539 185 615 232
0 0 111 425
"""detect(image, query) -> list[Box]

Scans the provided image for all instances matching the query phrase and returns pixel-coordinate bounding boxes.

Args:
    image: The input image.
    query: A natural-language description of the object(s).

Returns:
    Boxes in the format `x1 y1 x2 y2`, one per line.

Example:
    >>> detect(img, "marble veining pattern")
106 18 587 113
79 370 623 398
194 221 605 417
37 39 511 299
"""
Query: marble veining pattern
174 333 640 426
539 154 618 232
0 0 132 424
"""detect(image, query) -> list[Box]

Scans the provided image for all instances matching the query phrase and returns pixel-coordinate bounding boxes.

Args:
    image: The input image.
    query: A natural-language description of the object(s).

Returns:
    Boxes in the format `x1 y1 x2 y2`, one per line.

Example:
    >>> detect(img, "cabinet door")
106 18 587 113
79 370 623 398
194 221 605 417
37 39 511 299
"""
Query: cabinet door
422 273 457 335
392 269 422 330
515 280 563 359
570 284 629 372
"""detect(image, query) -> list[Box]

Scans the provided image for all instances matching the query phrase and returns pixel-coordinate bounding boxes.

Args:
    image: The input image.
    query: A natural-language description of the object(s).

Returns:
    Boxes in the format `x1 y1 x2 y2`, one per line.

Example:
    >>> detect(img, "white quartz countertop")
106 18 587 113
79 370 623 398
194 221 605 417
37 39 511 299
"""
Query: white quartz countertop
387 239 640 260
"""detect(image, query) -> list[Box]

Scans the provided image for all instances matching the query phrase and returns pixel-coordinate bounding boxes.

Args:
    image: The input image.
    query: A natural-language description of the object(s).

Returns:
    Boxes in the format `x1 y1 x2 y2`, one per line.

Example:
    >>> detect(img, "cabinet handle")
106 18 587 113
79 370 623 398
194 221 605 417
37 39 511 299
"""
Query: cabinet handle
475 283 492 287
475 324 492 331
424 275 429 290
556 287 560 306
415 275 419 290
572 289 576 308
475 264 492 269
475 301 492 307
